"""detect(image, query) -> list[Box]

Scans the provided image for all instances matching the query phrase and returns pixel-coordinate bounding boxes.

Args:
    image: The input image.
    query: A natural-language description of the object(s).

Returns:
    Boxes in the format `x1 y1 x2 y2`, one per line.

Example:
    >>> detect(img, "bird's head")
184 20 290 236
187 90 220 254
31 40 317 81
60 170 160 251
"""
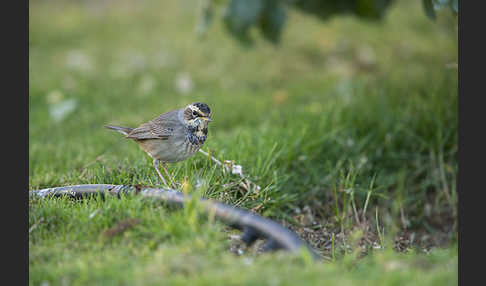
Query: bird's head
183 102 212 129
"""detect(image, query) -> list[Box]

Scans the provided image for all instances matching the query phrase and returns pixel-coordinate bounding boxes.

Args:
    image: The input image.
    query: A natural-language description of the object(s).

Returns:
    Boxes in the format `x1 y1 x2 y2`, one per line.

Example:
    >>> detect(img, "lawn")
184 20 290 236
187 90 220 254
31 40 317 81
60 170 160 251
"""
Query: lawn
29 0 458 285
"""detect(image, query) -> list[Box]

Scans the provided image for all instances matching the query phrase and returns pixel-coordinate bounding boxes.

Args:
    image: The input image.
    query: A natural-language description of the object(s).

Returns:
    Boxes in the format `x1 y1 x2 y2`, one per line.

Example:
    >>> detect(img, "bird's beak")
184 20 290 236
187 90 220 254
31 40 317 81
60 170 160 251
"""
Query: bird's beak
202 117 212 122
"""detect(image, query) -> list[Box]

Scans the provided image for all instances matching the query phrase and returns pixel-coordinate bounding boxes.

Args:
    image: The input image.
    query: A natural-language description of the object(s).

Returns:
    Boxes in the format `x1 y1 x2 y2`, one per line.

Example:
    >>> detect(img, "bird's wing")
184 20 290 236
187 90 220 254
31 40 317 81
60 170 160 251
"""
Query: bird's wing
126 110 180 140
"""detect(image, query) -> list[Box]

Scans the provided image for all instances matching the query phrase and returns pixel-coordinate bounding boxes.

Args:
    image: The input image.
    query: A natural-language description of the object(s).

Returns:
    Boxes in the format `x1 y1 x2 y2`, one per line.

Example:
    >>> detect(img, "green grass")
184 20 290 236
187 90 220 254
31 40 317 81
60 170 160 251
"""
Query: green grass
29 0 458 284
29 194 457 286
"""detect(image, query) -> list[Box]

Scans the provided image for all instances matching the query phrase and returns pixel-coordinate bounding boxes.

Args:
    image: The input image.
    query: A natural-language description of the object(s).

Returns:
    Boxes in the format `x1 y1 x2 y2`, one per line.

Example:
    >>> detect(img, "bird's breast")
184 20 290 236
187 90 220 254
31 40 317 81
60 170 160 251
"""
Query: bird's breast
186 126 207 145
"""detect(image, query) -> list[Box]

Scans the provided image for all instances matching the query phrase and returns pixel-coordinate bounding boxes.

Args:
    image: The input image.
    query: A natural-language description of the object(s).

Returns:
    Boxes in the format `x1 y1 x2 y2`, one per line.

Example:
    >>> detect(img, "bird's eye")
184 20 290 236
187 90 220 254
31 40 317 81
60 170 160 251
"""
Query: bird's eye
192 111 198 116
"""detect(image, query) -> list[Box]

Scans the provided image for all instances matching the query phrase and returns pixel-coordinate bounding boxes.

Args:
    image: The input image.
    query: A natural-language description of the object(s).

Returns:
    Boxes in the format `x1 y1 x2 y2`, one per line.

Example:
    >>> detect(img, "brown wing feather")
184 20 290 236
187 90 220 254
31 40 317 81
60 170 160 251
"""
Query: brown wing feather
126 109 180 140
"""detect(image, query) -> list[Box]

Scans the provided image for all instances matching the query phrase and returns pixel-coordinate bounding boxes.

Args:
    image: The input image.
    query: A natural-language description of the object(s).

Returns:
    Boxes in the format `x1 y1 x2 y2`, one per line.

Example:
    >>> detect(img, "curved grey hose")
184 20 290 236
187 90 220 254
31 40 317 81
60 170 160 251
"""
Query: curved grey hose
29 184 321 260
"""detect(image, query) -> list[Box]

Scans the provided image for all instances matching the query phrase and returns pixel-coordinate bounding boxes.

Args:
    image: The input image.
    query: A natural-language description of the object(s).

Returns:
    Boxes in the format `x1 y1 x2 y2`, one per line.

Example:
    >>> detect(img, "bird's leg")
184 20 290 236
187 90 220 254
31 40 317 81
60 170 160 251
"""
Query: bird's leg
161 163 177 189
153 159 169 189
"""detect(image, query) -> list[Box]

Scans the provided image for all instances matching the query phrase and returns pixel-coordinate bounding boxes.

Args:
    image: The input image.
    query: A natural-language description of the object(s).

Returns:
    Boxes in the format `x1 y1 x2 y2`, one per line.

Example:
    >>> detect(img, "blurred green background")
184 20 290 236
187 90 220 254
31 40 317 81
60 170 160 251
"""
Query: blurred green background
29 0 457 284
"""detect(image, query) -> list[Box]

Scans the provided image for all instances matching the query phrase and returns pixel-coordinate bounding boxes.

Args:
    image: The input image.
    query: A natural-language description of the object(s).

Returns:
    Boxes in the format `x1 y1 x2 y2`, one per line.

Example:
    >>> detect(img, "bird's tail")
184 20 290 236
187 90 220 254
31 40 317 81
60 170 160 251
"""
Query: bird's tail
104 125 134 136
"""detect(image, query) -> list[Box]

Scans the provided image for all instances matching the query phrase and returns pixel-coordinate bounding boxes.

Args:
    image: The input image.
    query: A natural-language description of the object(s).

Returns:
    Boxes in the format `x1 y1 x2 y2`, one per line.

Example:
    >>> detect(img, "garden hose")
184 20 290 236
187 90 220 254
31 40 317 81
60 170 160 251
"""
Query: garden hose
29 184 321 260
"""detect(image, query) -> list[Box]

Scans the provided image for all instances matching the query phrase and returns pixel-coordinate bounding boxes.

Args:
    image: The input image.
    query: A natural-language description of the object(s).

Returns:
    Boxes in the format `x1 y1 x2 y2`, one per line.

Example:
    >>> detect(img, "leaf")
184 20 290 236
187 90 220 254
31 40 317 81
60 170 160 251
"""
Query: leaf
433 0 450 9
223 0 264 44
259 0 287 44
452 0 458 13
422 0 436 20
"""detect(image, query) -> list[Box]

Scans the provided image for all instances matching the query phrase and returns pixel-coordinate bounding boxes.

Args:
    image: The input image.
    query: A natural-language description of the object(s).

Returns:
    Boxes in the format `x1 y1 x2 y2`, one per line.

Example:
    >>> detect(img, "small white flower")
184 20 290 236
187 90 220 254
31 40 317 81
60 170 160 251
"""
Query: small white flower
175 72 194 94
231 164 243 176
89 210 99 219
49 98 78 122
